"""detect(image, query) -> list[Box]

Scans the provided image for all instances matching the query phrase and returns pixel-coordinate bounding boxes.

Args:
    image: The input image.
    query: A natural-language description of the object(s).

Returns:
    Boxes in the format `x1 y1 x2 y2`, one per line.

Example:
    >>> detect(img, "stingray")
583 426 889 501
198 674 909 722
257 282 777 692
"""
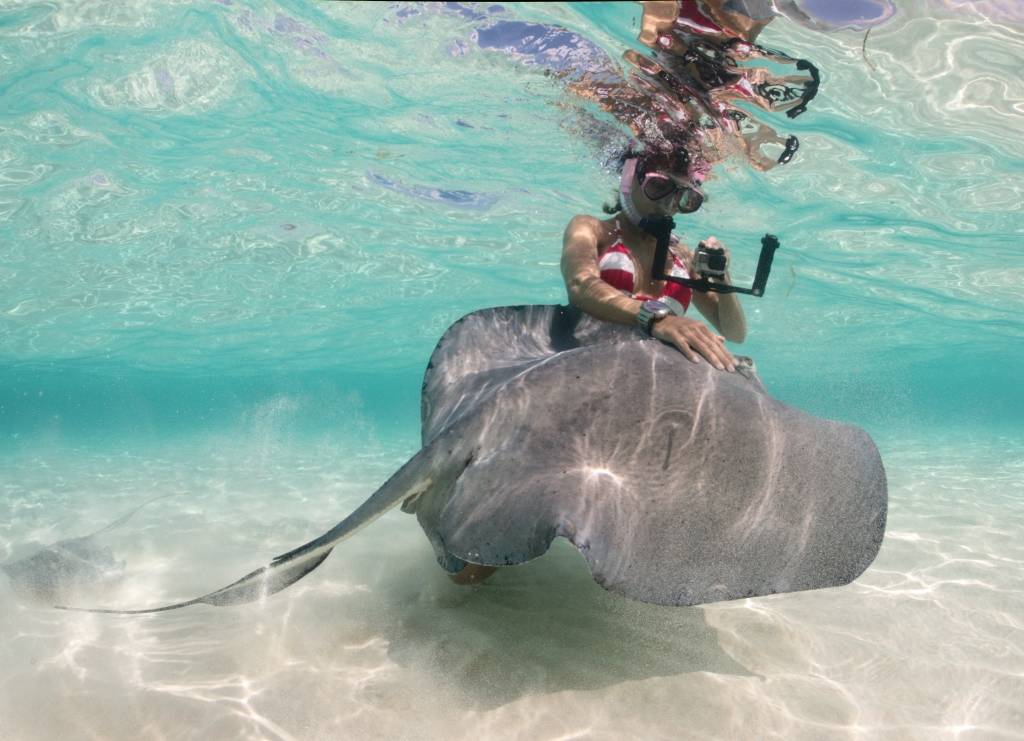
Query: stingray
2 494 173 605
60 305 886 614
775 0 896 31
366 170 500 210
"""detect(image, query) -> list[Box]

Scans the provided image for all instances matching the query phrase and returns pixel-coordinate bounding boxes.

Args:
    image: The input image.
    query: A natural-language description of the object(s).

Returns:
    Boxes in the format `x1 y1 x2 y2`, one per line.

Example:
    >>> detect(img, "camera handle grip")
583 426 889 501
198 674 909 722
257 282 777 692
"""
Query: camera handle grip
750 234 780 297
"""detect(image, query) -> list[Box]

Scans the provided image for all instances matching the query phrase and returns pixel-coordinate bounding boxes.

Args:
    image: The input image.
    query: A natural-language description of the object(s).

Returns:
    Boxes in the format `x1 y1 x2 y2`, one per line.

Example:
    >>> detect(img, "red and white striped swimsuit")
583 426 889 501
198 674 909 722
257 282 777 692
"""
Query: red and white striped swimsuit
598 240 693 316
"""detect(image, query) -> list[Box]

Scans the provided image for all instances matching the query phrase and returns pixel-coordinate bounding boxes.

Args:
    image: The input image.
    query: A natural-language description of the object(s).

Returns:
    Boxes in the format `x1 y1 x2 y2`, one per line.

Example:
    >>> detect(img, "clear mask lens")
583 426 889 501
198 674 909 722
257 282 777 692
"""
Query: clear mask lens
641 171 704 212
641 173 678 201
677 187 704 213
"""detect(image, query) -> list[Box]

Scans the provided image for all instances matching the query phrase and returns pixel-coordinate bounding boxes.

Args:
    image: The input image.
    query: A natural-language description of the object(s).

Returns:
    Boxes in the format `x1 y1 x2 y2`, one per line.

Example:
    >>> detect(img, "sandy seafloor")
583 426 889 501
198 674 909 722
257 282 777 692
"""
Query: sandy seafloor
1 430 1021 740
1 0 1023 738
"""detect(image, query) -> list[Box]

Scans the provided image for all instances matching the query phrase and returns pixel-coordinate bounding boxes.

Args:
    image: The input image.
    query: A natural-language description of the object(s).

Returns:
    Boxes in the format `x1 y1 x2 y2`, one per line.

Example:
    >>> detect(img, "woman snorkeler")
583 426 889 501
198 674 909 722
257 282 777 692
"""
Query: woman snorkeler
449 148 747 587
560 148 746 372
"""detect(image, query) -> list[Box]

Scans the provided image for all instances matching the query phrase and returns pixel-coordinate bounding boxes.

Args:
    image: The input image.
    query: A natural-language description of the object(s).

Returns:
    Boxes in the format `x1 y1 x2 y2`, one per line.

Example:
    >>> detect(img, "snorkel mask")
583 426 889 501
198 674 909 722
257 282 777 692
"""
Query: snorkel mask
619 157 705 227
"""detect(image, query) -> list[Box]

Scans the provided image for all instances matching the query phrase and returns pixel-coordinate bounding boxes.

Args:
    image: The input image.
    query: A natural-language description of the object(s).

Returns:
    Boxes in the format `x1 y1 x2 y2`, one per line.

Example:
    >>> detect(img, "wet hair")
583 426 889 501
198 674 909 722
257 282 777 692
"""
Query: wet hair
602 195 624 215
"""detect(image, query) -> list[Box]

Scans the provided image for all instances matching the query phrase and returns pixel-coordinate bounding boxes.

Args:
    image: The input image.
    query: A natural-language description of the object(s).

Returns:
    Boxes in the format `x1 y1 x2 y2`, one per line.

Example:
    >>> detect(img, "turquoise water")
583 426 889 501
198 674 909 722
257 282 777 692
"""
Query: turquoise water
1 2 1022 738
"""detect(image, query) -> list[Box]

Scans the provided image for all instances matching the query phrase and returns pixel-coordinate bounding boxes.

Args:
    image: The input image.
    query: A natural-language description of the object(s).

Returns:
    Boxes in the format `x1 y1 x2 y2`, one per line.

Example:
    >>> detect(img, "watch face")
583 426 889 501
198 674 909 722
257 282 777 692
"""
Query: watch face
643 300 670 317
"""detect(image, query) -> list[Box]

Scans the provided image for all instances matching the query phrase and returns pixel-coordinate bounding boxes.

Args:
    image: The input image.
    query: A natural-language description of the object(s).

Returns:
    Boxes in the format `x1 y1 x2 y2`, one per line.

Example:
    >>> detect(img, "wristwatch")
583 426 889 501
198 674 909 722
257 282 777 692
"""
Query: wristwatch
636 299 671 335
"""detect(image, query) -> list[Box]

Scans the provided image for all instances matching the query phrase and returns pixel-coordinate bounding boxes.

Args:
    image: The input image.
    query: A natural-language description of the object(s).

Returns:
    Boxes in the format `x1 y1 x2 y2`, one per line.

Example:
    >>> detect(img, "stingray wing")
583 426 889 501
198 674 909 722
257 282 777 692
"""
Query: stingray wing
417 308 887 607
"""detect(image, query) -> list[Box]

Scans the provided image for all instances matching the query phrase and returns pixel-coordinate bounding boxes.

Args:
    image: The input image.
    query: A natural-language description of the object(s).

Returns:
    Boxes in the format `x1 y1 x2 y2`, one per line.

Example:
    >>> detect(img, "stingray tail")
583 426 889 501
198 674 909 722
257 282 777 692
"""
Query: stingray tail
56 428 474 615
89 492 180 538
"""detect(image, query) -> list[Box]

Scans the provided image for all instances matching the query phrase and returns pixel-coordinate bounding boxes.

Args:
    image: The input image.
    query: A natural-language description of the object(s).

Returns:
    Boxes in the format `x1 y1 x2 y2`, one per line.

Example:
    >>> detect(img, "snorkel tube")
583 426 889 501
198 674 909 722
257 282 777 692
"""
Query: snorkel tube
619 157 645 227
638 216 780 297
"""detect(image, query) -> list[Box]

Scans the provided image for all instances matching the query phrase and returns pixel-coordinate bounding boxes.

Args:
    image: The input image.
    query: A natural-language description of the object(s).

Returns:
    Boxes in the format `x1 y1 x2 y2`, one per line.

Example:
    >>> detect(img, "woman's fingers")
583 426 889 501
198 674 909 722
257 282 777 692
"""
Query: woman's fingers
696 339 728 370
689 328 735 371
675 339 702 363
654 317 736 371
708 336 736 371
678 333 722 369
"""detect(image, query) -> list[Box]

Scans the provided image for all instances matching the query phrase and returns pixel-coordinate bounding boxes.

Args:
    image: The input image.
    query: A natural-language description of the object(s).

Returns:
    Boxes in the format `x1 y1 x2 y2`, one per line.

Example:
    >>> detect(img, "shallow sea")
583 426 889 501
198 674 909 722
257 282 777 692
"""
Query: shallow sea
1 1 1022 739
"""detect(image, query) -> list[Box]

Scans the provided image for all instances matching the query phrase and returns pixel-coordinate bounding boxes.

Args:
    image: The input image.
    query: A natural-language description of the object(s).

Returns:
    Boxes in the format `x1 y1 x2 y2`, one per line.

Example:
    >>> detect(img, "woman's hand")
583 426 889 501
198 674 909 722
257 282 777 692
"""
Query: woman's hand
688 235 748 344
651 314 736 371
695 236 731 283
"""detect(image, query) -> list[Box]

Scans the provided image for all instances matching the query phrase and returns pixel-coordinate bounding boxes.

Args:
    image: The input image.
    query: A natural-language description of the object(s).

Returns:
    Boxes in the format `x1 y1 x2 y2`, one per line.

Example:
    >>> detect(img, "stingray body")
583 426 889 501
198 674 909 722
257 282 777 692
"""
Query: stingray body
62 306 886 614
774 0 896 31
2 537 123 604
408 305 886 604
1 496 173 604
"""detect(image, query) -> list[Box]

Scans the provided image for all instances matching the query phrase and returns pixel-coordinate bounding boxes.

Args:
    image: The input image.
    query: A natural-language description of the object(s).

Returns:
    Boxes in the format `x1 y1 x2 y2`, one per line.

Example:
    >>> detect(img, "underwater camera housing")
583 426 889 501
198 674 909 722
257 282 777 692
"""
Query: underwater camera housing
639 216 780 297
693 242 728 278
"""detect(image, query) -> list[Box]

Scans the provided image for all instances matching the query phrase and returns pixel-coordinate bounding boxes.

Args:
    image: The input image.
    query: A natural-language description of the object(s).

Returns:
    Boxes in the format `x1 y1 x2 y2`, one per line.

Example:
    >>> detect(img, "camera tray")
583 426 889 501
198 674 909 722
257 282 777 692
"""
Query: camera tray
641 217 780 297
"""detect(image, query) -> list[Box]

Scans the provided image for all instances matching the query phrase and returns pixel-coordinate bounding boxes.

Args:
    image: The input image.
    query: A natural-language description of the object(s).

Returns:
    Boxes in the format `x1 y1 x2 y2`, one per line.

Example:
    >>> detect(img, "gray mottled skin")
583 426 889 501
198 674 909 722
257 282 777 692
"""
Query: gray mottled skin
2 494 175 605
408 305 886 605
2 537 123 604
62 305 885 613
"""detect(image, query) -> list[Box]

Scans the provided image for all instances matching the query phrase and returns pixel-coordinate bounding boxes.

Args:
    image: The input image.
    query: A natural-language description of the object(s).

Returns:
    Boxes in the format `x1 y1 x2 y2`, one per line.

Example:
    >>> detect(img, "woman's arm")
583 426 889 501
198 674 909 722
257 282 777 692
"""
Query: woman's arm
561 217 737 371
560 215 641 325
688 237 747 343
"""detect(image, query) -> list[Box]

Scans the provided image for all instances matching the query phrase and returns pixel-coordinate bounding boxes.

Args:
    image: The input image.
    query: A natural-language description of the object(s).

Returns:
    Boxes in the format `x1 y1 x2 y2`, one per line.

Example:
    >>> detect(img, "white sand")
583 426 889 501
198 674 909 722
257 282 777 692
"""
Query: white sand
1 432 1021 740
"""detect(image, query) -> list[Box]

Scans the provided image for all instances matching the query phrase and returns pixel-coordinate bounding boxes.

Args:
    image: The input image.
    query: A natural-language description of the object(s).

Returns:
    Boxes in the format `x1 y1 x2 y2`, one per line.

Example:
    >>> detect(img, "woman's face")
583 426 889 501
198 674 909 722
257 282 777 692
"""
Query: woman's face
629 165 704 217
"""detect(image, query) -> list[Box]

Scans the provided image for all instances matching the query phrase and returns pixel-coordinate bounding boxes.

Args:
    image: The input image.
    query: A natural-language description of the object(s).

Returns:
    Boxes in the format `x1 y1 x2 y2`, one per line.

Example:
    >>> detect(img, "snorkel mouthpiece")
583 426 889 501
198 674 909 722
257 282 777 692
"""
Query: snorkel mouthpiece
638 215 675 240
